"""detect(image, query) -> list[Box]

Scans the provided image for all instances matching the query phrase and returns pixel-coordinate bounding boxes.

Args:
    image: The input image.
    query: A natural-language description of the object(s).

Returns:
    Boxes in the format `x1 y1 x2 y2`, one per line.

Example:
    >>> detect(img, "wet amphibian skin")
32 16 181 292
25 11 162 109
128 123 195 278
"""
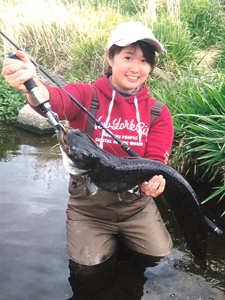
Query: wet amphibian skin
57 128 207 265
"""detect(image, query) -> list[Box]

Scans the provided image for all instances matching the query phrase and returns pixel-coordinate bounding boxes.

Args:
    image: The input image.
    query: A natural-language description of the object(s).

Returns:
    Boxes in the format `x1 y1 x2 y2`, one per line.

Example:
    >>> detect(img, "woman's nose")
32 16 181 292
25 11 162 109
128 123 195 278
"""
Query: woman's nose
130 61 139 72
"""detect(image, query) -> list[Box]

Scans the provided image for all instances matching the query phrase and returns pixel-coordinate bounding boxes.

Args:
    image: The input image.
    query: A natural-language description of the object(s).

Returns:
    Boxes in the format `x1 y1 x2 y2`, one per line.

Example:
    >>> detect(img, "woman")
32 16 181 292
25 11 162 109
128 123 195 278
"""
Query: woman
2 21 173 297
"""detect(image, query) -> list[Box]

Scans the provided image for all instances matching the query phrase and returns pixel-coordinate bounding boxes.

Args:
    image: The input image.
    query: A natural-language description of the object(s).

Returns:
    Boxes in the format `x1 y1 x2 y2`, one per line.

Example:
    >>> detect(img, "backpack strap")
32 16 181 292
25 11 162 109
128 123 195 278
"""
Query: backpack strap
85 88 99 137
150 100 164 127
85 91 164 137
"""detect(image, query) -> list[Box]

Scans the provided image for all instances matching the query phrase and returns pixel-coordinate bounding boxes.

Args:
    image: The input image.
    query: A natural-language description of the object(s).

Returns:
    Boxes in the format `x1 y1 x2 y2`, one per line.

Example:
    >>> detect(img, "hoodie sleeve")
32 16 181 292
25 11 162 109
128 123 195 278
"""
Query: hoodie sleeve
144 104 174 164
28 82 93 122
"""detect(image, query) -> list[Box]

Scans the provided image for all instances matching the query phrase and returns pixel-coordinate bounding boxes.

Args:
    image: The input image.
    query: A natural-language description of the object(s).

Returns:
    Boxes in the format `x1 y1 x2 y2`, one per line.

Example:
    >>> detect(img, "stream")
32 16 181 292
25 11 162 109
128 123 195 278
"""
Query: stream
0 121 225 300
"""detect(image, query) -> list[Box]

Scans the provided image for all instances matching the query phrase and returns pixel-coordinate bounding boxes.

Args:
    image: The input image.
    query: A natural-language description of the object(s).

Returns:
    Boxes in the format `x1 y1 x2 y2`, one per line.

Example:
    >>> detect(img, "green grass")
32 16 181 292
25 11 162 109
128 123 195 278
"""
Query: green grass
1 0 225 214
180 0 225 48
151 69 225 214
0 62 26 120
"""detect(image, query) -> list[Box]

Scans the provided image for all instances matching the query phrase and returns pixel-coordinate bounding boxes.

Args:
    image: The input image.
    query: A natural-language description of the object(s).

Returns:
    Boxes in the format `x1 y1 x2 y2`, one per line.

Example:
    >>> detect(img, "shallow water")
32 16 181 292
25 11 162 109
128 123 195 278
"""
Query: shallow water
0 121 225 300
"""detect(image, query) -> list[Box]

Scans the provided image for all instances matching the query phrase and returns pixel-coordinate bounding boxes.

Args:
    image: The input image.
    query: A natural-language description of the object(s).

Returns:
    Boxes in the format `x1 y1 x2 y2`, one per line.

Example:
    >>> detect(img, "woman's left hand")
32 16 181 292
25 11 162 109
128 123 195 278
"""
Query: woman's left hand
140 175 165 197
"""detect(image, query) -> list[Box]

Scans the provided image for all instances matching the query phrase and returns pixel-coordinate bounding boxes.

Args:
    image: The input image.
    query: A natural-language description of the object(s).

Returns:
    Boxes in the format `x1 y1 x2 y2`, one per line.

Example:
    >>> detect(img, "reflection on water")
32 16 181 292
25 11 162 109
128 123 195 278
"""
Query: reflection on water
0 121 71 300
0 121 225 300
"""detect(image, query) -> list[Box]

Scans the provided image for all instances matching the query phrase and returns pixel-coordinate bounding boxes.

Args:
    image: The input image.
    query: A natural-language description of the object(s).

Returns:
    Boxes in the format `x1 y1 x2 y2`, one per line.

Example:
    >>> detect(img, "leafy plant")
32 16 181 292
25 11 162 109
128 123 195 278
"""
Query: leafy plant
0 68 26 120
1 0 225 215
152 16 199 70
171 82 225 215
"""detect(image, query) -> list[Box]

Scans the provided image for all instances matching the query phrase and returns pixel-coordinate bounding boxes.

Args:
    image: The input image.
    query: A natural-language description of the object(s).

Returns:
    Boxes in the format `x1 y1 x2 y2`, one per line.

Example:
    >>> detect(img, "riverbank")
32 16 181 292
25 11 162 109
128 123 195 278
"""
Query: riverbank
0 0 225 211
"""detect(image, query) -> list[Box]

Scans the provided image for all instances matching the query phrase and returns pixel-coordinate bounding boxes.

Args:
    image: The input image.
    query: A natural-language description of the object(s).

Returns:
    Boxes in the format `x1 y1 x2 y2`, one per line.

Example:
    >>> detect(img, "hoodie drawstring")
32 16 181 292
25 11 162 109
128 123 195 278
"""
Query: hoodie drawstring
99 90 116 148
99 91 142 149
134 96 142 144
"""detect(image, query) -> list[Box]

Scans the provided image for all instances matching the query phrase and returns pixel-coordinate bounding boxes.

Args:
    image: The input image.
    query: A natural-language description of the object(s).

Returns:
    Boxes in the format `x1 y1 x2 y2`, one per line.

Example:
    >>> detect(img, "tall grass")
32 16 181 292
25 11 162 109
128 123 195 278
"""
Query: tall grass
1 0 225 213
0 0 131 82
180 0 225 48
152 16 198 70
151 68 225 215
0 0 200 81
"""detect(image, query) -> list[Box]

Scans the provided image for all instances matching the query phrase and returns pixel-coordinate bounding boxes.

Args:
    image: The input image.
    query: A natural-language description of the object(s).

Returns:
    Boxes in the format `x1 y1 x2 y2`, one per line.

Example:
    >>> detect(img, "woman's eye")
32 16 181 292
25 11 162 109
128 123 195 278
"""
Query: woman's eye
125 56 131 60
142 59 147 63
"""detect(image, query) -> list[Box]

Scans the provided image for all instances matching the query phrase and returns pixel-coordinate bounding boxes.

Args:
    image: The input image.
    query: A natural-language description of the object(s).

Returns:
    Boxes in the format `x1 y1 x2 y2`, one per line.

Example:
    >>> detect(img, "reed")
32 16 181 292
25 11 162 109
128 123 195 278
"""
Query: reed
1 0 225 213
0 0 198 79
151 67 225 214
180 0 224 48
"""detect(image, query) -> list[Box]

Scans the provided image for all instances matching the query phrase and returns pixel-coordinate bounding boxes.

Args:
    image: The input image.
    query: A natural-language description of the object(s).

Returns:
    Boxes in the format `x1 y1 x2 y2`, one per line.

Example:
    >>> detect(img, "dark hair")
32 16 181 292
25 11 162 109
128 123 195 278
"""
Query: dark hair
105 40 156 77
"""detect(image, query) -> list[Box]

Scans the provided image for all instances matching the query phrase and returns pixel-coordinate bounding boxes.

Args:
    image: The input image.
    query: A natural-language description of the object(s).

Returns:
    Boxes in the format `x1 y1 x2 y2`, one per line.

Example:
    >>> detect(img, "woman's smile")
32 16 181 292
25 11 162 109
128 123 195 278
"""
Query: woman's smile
107 44 151 93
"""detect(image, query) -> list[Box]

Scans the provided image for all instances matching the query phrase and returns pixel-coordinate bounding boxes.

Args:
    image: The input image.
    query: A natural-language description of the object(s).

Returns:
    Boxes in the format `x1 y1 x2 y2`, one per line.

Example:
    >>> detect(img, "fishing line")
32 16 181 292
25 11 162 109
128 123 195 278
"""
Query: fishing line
1 30 138 157
1 30 223 236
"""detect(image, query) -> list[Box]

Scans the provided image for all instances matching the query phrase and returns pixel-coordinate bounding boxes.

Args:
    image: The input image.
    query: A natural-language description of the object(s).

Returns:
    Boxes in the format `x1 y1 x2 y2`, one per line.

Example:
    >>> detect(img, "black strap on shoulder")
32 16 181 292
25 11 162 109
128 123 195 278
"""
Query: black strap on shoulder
150 100 164 127
85 91 164 137
85 88 99 137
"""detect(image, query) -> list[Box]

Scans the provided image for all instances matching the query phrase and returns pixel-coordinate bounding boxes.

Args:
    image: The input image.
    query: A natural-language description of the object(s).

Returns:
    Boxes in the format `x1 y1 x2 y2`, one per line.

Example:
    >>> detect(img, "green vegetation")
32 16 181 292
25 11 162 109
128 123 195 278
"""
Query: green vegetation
0 0 225 214
0 59 26 120
152 68 225 215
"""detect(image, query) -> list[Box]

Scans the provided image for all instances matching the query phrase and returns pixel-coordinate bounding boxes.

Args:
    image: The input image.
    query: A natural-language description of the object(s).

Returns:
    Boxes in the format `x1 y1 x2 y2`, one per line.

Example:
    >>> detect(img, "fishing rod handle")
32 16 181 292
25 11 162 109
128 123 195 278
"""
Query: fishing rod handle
7 52 37 92
7 52 60 129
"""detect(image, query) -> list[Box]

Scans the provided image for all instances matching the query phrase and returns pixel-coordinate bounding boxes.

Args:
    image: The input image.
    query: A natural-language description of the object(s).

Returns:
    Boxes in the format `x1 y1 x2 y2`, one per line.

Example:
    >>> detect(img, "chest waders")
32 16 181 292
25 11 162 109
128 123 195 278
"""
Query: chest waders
67 90 167 298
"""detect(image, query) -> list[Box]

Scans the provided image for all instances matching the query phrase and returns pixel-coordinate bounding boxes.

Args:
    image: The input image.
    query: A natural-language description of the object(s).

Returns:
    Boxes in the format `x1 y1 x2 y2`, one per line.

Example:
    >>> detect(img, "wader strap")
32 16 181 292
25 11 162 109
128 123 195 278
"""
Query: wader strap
150 100 164 127
73 88 99 183
84 88 99 137
85 91 164 137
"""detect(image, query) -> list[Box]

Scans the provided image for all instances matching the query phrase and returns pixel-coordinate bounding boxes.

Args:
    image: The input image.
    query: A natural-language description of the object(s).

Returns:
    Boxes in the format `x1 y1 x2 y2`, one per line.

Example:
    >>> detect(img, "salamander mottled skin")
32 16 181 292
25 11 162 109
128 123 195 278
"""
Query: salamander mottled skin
57 128 207 264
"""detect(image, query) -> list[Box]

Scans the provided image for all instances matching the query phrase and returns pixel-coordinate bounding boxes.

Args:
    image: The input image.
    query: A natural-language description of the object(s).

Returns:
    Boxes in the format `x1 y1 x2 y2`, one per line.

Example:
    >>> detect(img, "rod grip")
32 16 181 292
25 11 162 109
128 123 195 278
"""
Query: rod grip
23 78 37 92
8 52 37 92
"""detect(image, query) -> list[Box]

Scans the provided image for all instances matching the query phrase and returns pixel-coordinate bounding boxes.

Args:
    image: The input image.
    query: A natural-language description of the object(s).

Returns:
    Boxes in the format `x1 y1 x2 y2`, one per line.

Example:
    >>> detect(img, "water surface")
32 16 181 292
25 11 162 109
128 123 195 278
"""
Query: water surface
0 121 225 300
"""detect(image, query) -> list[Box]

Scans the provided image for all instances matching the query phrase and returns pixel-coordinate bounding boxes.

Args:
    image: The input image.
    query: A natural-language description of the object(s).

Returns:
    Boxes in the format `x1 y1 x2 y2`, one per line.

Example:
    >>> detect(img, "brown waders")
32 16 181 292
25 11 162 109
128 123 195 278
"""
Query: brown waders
66 176 173 297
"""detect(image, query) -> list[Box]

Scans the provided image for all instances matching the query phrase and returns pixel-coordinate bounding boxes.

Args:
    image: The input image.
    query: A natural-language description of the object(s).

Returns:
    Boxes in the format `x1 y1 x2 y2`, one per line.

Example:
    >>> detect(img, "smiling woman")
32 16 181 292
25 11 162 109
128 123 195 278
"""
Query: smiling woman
106 44 152 93
105 21 160 93
1 20 175 298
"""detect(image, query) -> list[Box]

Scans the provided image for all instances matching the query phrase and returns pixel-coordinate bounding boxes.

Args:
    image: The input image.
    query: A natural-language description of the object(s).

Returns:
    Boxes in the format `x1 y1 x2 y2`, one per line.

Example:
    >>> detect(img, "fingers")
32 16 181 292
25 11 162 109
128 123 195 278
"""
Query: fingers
3 50 30 69
2 50 36 93
14 50 30 63
140 175 166 197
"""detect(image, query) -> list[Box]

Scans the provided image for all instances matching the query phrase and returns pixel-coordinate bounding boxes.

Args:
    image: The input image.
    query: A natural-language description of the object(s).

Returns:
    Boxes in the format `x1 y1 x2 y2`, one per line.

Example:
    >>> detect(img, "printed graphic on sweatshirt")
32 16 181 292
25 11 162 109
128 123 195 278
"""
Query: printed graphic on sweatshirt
95 116 149 147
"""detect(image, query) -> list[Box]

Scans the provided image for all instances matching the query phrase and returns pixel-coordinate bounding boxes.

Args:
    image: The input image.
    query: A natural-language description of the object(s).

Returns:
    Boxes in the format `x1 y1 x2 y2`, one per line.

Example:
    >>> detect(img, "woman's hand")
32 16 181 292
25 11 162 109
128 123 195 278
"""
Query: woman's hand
2 50 50 106
140 175 166 197
2 50 37 93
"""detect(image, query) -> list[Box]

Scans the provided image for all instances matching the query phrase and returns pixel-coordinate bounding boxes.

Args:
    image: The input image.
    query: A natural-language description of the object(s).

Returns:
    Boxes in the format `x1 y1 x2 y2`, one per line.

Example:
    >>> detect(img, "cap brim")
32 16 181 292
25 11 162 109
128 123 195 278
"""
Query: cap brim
142 39 164 53
108 38 164 53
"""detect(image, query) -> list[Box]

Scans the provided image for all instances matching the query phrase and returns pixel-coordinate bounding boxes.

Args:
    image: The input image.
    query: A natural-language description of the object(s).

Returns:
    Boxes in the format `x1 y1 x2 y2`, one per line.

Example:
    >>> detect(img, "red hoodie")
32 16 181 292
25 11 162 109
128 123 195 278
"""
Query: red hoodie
37 75 173 163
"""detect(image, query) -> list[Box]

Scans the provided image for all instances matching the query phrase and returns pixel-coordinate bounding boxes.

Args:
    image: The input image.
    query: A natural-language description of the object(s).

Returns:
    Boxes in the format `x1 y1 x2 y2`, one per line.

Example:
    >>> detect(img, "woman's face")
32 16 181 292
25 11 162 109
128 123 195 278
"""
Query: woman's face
107 44 151 93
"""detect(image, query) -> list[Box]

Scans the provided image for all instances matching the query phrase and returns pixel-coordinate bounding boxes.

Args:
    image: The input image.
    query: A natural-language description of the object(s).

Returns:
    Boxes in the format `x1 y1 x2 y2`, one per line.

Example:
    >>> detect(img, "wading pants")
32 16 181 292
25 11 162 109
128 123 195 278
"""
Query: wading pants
67 176 173 264
67 176 173 296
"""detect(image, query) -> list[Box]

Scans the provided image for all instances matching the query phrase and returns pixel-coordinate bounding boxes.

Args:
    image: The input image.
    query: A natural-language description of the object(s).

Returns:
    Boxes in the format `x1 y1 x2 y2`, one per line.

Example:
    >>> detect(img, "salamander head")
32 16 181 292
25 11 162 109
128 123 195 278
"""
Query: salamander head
57 128 100 175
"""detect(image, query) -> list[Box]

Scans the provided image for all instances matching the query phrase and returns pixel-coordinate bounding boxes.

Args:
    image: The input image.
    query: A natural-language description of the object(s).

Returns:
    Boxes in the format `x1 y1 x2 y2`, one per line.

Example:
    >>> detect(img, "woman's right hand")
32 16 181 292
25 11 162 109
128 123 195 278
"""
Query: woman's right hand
2 50 50 106
1 50 37 94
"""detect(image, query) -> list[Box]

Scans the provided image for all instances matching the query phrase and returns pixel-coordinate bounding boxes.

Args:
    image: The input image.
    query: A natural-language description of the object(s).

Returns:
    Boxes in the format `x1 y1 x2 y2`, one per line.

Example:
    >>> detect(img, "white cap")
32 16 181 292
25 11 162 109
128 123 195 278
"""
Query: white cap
107 21 164 53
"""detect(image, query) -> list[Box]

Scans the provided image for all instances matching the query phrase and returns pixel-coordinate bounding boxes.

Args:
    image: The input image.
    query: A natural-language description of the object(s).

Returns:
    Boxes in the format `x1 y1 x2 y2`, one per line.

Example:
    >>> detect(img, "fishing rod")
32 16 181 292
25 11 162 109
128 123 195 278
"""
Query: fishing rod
1 30 223 237
0 30 139 157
